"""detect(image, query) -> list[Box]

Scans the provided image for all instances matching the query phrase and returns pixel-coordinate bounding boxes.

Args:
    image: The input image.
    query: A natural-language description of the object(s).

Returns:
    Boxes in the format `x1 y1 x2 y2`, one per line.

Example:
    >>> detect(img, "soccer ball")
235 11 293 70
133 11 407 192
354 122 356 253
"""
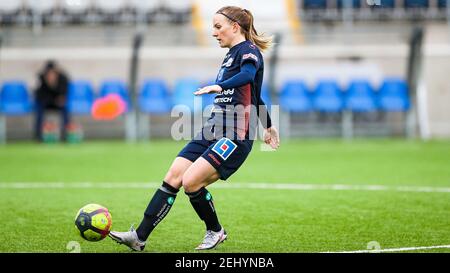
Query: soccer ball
75 204 112 242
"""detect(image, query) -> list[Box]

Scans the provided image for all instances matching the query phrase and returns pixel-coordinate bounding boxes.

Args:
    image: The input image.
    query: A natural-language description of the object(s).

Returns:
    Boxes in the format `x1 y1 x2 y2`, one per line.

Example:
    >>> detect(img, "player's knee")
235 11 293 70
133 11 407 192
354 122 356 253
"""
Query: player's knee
182 173 203 193
164 166 184 189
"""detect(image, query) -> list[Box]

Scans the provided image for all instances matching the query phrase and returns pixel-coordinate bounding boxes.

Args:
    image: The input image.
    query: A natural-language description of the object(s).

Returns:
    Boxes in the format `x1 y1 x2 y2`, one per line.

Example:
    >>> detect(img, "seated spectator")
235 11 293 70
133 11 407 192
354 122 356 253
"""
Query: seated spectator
34 60 71 142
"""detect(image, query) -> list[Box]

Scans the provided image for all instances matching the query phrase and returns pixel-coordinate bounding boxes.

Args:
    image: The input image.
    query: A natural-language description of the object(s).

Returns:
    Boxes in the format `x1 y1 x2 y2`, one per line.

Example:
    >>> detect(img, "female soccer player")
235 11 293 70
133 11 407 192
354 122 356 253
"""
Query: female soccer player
109 6 280 251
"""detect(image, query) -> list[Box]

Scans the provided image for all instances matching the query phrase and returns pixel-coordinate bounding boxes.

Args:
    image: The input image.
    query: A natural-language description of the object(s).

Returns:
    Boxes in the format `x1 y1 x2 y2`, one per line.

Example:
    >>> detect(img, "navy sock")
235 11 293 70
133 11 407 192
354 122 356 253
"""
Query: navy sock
186 187 221 232
136 181 179 241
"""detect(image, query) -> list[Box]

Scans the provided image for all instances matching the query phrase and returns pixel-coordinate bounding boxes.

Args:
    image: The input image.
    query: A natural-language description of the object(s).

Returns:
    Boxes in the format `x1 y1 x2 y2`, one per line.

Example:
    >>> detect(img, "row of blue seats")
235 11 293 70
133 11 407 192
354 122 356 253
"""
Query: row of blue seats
279 78 409 112
303 0 447 9
0 78 220 115
0 78 409 116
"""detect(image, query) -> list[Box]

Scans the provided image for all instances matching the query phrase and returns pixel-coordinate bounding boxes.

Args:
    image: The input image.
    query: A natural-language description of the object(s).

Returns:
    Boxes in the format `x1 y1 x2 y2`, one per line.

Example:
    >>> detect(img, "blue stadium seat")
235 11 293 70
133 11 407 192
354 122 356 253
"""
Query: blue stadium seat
67 80 94 115
0 81 32 115
99 79 131 110
378 78 410 112
344 80 378 112
279 81 312 112
378 0 395 8
139 79 172 114
303 0 327 9
438 0 447 8
337 0 362 9
312 80 343 113
173 78 200 112
404 0 429 8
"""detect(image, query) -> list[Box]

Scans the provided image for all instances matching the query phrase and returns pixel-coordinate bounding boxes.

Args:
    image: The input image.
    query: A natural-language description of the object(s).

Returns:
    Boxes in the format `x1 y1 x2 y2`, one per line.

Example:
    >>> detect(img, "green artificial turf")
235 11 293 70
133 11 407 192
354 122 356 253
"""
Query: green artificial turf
0 139 449 253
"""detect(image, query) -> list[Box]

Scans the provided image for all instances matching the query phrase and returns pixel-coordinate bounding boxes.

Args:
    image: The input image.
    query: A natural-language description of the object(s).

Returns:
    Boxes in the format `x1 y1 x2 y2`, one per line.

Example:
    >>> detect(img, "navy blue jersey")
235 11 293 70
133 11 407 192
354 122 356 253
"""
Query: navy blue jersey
208 40 268 140
180 41 270 179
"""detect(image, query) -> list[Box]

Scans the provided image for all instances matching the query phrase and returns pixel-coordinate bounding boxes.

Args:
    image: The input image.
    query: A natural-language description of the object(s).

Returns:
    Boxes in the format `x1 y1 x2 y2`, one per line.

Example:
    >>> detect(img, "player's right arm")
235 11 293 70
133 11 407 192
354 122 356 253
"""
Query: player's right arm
194 62 257 96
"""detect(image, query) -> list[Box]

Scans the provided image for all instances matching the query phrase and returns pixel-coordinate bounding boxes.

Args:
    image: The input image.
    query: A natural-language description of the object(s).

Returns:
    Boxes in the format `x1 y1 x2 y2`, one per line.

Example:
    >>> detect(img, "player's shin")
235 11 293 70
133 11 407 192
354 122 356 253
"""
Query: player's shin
136 181 179 241
186 187 221 232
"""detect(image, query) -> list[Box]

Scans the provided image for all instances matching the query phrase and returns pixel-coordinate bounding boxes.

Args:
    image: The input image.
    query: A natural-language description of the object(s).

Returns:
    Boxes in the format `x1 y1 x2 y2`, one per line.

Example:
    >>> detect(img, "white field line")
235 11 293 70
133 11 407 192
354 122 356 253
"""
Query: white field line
322 244 450 253
1 181 449 253
0 182 449 193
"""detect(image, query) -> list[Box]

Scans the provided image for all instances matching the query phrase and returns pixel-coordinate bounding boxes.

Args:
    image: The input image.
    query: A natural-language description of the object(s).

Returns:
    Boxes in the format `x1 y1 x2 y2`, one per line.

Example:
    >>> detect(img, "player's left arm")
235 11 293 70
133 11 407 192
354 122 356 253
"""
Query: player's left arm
237 49 279 149
257 96 279 149
263 126 280 150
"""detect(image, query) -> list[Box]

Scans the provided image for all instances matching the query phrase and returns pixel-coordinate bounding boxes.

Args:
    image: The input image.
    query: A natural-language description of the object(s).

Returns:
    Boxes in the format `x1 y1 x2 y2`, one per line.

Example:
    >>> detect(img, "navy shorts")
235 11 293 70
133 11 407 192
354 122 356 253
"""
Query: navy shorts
177 134 253 181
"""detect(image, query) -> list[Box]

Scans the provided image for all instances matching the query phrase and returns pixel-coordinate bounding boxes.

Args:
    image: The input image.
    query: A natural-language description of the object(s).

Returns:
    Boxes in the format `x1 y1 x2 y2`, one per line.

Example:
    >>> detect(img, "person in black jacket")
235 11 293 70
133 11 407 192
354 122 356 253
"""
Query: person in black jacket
34 60 71 142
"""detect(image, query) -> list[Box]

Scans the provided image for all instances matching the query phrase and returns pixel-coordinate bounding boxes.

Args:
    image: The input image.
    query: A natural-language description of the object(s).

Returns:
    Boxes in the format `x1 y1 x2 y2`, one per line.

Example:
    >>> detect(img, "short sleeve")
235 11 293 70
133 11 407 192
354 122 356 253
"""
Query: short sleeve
239 43 260 69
